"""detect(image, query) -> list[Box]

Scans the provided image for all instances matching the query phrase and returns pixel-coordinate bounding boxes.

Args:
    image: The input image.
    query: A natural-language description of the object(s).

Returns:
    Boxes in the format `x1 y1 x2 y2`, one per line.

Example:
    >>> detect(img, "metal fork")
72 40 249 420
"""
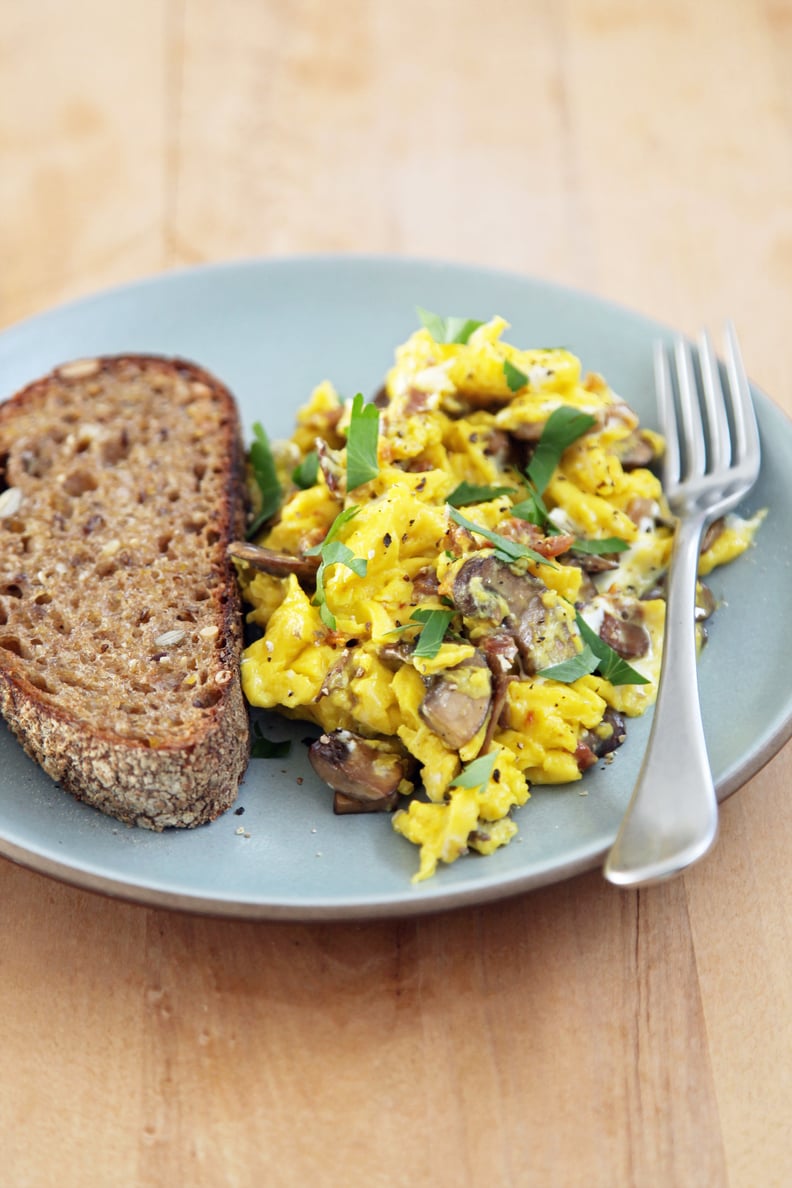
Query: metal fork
604 324 761 887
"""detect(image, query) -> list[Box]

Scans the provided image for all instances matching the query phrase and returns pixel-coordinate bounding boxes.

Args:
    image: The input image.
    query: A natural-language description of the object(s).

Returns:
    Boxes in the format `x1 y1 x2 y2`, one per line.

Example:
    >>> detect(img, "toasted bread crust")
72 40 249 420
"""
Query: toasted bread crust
0 355 250 828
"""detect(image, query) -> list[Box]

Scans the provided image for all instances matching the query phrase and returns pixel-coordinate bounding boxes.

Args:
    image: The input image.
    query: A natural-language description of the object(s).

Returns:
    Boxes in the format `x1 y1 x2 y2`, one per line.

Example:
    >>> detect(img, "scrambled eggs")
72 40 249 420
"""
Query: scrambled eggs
236 314 762 881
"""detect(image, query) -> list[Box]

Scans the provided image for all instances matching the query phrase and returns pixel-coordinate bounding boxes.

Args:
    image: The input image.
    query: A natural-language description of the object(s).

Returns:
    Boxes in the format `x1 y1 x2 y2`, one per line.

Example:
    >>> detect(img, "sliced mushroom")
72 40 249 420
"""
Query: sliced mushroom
309 729 410 812
378 639 413 670
701 517 726 554
576 708 627 770
595 708 627 755
227 541 320 582
695 581 716 622
404 386 435 416
333 789 399 814
452 554 577 673
480 631 519 673
316 438 346 496
618 430 657 470
569 550 621 574
419 653 492 750
411 566 441 598
599 610 649 660
478 641 518 756
317 652 351 699
626 496 658 526
498 517 576 559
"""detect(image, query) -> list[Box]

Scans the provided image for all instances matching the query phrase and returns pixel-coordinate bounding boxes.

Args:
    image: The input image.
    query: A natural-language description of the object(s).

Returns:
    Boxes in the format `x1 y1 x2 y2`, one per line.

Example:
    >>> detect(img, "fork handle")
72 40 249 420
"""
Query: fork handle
603 514 719 886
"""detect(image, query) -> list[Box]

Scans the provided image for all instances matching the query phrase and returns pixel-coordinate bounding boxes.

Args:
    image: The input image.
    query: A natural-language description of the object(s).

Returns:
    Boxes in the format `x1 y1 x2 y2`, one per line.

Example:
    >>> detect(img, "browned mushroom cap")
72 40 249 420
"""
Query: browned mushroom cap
701 517 726 554
695 581 717 622
227 541 320 582
378 640 413 670
309 729 411 812
452 554 578 673
617 430 658 470
419 653 492 751
599 609 650 659
411 566 441 598
333 789 400 814
576 708 627 770
569 550 620 574
595 708 627 755
316 438 346 496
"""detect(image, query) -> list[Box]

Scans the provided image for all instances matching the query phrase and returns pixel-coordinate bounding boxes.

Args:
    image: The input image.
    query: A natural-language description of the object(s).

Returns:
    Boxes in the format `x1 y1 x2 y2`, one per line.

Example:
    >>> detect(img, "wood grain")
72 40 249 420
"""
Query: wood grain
1 1 790 1185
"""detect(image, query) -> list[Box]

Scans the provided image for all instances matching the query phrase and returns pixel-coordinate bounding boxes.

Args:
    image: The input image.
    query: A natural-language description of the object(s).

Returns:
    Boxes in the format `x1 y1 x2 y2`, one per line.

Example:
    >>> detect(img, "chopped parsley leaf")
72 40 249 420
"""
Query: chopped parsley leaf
503 359 529 392
505 406 599 539
304 506 362 556
409 608 457 659
537 645 600 683
447 481 517 507
450 751 499 790
306 506 367 630
386 607 456 659
417 307 483 345
511 488 555 529
447 506 554 568
526 406 597 495
538 615 649 687
571 537 630 555
576 613 650 686
247 422 282 537
292 449 319 489
346 394 380 490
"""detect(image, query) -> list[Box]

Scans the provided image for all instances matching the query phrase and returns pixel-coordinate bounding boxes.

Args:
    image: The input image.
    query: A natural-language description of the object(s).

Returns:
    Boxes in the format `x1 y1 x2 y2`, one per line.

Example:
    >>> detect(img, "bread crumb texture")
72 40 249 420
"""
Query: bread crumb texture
0 356 250 828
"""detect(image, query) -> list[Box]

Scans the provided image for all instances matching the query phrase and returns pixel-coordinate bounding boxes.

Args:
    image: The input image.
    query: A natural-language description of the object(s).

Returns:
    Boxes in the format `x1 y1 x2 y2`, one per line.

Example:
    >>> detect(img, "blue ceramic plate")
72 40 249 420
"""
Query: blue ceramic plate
0 256 789 918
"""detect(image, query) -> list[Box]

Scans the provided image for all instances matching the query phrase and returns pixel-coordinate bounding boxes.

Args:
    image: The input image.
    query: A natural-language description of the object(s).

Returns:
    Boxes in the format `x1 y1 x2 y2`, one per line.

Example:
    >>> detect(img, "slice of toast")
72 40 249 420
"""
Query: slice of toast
0 355 250 829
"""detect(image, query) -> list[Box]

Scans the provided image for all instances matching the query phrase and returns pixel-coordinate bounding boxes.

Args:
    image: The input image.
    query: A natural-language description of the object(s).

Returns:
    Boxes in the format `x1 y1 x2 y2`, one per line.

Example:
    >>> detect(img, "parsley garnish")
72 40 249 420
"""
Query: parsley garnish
450 751 498 790
417 307 483 345
510 406 597 539
538 613 649 686
503 359 529 392
526 406 596 495
251 722 292 758
389 607 457 659
346 394 380 490
511 488 554 528
292 449 319 489
247 422 282 537
537 647 601 684
305 506 368 630
304 505 362 556
447 506 554 568
570 537 629 556
575 613 649 685
447 481 516 508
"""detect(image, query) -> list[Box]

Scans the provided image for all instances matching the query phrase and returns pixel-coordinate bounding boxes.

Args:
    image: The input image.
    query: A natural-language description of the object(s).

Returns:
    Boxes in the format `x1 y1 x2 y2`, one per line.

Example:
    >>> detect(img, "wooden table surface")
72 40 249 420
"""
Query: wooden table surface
2 2 791 1185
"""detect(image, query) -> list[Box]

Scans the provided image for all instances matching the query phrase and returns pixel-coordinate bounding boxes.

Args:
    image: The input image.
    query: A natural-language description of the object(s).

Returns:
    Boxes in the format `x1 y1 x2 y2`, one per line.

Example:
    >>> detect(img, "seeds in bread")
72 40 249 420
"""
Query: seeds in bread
0 355 250 829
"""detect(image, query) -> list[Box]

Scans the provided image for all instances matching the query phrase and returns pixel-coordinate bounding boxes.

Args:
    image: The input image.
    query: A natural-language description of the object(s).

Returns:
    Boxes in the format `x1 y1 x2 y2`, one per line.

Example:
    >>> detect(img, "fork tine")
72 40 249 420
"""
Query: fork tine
673 337 707 478
697 329 731 472
653 341 680 486
723 322 761 472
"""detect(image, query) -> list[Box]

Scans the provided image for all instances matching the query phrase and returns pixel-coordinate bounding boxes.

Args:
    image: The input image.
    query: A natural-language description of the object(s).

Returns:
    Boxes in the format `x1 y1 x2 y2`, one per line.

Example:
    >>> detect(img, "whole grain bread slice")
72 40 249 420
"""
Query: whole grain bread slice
0 354 250 828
